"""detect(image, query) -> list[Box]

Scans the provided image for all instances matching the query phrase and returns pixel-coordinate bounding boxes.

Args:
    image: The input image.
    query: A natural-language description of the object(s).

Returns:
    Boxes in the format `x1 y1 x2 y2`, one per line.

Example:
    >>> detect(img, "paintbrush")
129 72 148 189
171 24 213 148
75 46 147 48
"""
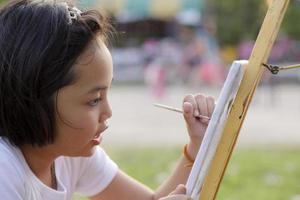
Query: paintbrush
154 103 210 120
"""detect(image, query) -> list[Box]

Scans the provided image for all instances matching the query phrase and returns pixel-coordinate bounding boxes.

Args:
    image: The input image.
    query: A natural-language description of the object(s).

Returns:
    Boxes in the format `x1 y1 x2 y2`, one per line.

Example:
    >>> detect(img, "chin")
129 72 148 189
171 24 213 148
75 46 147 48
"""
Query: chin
70 145 97 157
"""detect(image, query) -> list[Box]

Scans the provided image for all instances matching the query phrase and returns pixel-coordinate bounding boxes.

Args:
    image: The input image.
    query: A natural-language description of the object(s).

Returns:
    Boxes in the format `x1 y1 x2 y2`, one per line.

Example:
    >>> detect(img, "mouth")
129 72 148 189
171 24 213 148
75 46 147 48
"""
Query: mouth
93 126 109 141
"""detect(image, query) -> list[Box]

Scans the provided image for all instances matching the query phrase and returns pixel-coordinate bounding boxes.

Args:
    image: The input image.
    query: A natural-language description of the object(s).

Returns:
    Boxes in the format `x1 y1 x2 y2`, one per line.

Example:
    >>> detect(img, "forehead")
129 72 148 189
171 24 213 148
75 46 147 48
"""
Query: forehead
72 38 113 88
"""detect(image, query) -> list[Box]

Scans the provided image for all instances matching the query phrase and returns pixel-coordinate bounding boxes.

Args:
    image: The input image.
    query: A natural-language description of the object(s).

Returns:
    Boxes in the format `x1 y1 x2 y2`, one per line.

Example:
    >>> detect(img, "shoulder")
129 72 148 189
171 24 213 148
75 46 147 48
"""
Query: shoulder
0 137 25 175
57 147 118 197
0 138 26 199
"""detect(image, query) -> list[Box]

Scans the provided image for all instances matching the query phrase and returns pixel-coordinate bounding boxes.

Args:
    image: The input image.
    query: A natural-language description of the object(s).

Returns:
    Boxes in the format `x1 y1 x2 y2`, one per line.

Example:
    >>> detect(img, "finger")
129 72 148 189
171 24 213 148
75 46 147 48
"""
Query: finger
195 94 209 124
159 195 191 200
195 94 208 117
183 94 198 118
169 184 186 195
206 96 215 117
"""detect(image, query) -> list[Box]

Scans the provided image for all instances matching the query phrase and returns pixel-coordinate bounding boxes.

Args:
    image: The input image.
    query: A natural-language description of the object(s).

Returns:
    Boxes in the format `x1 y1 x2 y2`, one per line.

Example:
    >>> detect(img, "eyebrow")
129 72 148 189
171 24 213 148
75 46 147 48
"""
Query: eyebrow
86 86 107 94
86 78 114 94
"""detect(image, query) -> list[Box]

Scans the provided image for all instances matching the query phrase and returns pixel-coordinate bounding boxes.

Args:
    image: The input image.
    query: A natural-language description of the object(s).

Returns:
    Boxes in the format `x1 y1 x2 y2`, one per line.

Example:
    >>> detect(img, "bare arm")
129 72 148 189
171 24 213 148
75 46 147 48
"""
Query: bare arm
90 171 154 200
90 145 196 200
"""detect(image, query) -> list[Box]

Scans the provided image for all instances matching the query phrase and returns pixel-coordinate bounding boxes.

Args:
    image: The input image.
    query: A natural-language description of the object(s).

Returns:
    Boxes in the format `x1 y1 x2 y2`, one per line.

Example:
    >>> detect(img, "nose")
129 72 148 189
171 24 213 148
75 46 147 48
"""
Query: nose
99 100 112 122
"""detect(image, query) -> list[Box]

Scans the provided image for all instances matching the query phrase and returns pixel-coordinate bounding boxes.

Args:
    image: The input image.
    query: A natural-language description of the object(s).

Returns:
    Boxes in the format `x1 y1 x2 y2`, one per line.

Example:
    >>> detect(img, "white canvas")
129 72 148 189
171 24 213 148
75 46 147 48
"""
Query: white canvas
186 60 247 199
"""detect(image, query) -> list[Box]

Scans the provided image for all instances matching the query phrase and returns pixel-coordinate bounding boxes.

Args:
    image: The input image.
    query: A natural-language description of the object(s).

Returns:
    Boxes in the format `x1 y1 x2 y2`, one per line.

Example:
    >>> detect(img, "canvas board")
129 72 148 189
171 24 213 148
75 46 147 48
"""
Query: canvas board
186 60 247 199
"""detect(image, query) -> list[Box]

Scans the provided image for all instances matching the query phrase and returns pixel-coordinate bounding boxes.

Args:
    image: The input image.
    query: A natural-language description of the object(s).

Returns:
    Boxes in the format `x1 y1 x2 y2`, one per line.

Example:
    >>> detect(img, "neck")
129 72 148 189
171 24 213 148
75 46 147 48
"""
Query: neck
20 144 57 189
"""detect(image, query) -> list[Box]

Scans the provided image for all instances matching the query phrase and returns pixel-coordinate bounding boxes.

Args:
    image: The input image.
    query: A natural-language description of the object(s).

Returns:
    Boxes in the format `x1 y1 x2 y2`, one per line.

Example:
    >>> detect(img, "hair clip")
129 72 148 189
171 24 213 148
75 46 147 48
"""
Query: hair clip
67 6 82 24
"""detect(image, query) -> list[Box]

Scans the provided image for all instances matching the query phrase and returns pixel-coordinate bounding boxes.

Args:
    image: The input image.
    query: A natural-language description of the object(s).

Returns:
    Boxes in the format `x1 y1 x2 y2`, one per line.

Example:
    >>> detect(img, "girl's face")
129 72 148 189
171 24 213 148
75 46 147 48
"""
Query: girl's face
53 38 113 157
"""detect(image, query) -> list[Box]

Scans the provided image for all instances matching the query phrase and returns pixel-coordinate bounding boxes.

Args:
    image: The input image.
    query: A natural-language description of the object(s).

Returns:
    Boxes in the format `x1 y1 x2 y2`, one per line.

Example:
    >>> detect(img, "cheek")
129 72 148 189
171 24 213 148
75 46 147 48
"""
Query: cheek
67 109 99 129
57 101 99 128
55 110 99 142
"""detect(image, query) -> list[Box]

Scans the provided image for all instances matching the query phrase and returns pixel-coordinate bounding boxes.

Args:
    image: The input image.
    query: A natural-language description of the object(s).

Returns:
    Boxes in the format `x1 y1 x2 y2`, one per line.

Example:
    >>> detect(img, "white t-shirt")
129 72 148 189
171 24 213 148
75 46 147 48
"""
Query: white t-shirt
0 137 118 200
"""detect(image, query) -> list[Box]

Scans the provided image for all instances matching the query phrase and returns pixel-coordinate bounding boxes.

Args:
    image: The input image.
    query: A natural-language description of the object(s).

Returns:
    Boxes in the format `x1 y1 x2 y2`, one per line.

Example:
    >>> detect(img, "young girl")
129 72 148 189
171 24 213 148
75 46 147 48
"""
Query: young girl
0 1 215 200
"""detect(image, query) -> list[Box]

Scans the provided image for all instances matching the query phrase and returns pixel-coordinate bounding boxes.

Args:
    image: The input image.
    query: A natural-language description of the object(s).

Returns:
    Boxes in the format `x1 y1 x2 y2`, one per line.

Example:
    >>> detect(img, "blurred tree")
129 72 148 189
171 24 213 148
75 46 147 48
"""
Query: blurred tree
1 0 300 46
208 0 300 47
282 1 300 41
208 0 265 46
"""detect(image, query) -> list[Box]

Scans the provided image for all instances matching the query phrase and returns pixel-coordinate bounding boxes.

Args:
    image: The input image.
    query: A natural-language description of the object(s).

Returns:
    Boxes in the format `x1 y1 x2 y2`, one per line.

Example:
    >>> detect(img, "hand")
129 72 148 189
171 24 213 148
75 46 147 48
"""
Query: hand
183 94 215 158
159 185 191 200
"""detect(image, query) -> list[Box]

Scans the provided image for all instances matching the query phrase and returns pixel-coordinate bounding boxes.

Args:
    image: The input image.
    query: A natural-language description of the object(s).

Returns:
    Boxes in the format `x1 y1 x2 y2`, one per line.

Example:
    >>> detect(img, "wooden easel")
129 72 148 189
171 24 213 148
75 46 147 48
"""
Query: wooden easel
199 0 291 199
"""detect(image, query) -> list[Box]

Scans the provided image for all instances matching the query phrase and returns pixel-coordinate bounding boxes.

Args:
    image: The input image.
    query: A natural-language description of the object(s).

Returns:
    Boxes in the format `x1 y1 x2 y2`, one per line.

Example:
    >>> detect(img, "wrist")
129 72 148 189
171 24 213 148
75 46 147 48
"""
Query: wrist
183 144 194 167
186 142 201 160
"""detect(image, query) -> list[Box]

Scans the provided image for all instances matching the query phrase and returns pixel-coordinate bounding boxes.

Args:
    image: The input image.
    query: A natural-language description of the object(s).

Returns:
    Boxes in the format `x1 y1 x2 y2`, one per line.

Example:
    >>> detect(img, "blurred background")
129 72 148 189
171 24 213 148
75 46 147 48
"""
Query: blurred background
74 0 300 199
3 0 300 199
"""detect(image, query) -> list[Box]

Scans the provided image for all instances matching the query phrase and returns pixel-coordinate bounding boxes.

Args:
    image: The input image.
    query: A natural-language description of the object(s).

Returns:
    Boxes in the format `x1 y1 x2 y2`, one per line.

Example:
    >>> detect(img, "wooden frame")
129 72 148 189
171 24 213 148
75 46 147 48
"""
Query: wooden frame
198 0 290 199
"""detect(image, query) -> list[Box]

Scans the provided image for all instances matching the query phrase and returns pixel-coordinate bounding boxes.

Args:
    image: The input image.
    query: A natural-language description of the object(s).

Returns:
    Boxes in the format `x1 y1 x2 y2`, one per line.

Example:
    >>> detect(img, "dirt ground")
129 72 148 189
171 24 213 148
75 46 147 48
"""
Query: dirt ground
102 84 300 149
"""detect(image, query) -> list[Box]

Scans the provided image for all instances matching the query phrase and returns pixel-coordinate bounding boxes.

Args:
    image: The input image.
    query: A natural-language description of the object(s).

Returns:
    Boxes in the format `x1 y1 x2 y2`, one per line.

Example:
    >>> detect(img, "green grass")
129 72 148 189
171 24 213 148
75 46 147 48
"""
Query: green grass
73 147 300 200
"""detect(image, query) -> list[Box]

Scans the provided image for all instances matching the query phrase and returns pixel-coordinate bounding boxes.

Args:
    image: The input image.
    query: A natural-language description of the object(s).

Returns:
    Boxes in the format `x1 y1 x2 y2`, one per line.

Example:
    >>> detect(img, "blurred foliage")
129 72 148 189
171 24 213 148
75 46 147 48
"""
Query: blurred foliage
74 146 300 200
209 0 300 46
209 0 265 46
282 1 300 41
0 0 6 4
1 0 300 47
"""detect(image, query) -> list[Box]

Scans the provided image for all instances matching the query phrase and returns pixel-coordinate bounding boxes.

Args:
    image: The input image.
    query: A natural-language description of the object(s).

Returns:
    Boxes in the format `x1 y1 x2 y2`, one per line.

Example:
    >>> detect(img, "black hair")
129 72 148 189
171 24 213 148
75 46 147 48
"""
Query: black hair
0 0 111 147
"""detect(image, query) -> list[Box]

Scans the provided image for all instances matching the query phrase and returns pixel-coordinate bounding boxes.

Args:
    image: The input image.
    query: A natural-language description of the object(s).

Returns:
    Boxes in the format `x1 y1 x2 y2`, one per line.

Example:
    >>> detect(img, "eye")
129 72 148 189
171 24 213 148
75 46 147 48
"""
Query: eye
88 98 101 107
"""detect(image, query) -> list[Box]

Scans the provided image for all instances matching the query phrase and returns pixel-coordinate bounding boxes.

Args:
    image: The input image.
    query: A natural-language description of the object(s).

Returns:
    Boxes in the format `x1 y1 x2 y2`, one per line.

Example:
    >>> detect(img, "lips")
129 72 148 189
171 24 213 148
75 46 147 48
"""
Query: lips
95 126 108 137
92 126 109 145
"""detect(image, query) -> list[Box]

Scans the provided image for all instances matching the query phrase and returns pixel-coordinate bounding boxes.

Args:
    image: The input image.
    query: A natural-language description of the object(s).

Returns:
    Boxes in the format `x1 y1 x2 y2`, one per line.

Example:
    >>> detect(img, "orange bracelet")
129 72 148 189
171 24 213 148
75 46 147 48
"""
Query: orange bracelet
183 144 195 167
